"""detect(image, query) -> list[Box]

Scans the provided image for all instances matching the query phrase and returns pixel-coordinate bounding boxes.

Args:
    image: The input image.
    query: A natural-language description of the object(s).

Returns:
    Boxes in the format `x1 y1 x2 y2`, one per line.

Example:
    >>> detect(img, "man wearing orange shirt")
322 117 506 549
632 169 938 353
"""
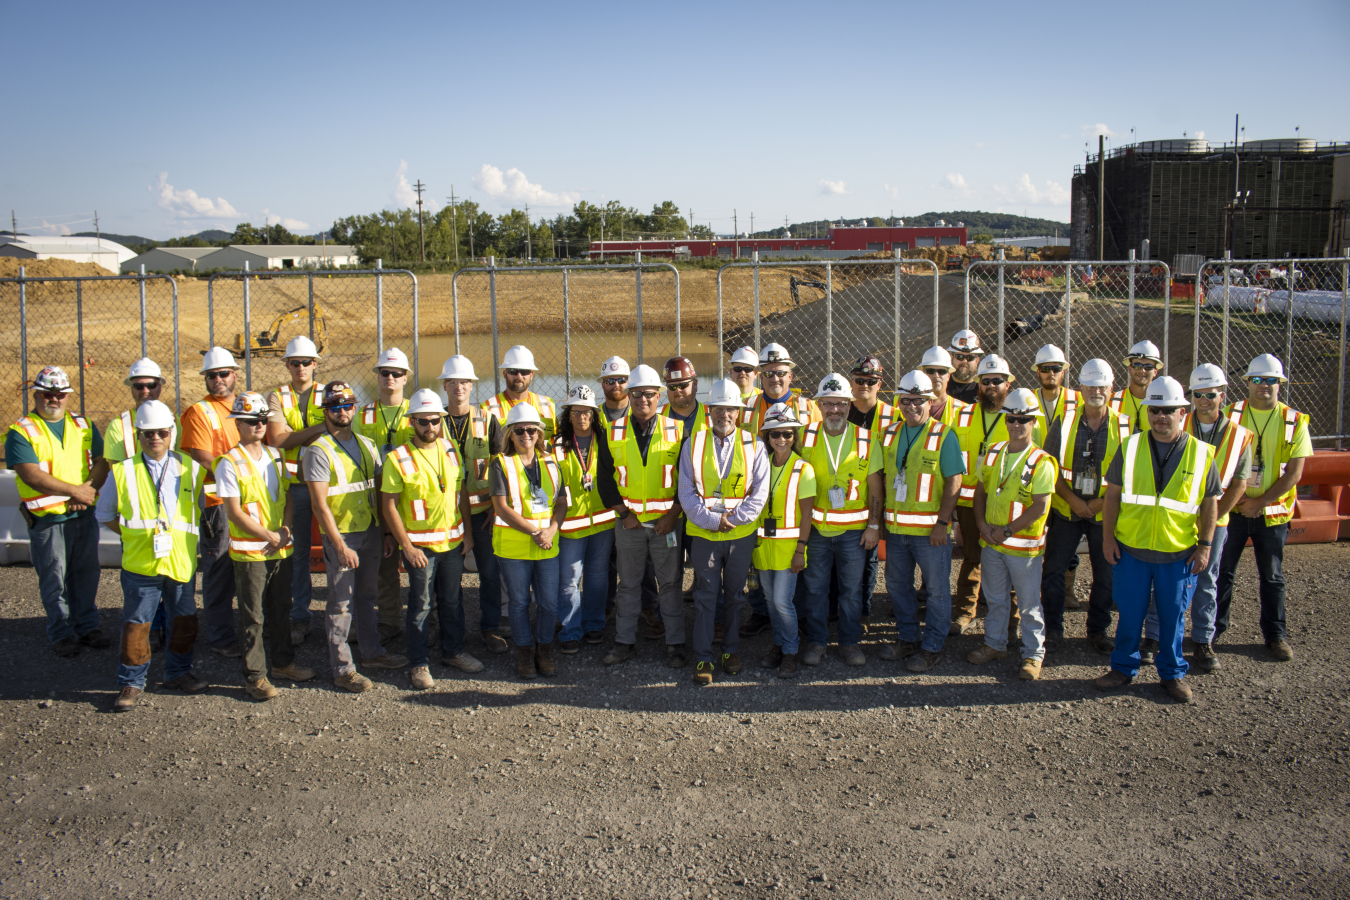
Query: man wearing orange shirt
180 347 243 656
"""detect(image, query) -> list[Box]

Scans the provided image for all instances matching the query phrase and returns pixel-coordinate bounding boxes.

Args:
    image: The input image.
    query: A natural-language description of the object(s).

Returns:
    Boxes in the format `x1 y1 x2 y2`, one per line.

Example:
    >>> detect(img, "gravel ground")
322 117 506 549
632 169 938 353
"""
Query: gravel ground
1 543 1348 899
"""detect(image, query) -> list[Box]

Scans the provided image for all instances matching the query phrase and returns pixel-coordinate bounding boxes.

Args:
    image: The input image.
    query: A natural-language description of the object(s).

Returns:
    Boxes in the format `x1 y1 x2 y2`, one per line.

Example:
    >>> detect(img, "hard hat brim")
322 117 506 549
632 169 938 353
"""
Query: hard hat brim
372 363 411 373
560 398 602 410
758 419 804 432
499 363 539 372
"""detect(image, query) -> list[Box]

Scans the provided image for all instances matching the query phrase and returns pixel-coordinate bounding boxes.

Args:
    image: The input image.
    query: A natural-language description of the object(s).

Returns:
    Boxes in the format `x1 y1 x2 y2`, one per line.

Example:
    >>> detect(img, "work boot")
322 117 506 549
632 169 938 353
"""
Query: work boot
641 608 665 639
164 672 208 693
52 638 80 658
149 630 165 653
949 617 972 637
245 677 280 701
210 641 243 659
362 652 408 669
1044 628 1064 652
906 650 941 673
1093 669 1132 691
1018 658 1043 681
840 645 866 667
967 645 1008 665
558 640 580 654
800 643 826 666
760 645 784 669
1162 678 1194 703
603 642 636 665
1267 639 1294 662
739 612 772 638
271 663 315 682
443 653 485 673
334 672 373 693
693 661 714 685
481 631 510 654
1191 643 1220 672
516 646 538 679
1063 566 1081 609
666 644 689 668
78 629 111 649
879 640 919 661
289 621 308 647
778 653 799 678
535 643 557 677
1087 632 1115 655
583 630 605 645
409 666 434 690
1139 638 1159 666
720 652 743 676
113 686 142 712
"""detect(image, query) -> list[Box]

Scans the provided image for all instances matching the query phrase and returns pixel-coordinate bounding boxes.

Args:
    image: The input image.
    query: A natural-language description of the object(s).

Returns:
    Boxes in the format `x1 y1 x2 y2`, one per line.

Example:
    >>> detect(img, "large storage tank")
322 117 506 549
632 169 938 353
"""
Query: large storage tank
1134 139 1210 154
1242 138 1316 153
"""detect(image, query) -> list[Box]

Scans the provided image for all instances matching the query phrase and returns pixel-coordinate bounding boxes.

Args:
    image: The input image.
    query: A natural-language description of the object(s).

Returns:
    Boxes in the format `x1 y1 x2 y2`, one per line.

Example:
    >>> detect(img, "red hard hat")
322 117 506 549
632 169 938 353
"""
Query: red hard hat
663 356 696 383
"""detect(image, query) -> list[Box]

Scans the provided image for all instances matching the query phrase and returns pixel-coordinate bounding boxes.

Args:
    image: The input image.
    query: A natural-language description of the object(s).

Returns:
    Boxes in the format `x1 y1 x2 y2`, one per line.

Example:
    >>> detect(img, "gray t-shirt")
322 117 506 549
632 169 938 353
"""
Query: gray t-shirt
1105 431 1221 563
1190 417 1253 484
1045 413 1112 521
602 403 628 424
302 435 373 484
488 456 564 502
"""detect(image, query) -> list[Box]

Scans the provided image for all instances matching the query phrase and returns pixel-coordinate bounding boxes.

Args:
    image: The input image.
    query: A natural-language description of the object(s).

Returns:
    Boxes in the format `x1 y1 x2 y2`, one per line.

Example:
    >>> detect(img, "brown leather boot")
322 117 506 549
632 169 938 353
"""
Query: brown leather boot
535 643 557 677
778 653 799 678
517 646 537 679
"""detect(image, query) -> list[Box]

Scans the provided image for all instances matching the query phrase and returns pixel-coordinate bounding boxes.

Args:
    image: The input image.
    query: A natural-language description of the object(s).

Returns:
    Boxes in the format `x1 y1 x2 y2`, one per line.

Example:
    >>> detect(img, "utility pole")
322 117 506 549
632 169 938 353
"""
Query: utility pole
1097 134 1106 260
448 185 459 267
734 210 738 258
94 210 101 249
10 210 16 240
750 212 754 238
600 212 605 262
1234 114 1241 206
414 179 426 262
466 197 475 260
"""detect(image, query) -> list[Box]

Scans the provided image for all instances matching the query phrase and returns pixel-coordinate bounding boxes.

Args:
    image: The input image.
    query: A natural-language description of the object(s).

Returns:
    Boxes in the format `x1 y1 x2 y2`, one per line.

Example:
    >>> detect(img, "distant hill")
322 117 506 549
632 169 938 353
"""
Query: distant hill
756 211 1070 240
71 229 234 255
72 231 155 247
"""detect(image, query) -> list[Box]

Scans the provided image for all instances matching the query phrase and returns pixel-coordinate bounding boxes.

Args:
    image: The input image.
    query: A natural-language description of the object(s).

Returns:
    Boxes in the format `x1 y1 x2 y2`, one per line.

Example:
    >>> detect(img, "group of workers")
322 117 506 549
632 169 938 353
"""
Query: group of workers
6 326 1308 709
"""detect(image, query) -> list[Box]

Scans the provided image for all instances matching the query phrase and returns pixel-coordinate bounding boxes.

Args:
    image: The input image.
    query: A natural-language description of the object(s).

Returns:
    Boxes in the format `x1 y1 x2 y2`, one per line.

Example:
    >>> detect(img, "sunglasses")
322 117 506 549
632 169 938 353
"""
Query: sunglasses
513 427 541 437
1004 415 1035 425
1130 362 1157 371
130 381 160 391
666 380 694 390
1191 391 1221 400
1148 406 1182 416
1249 376 1281 386
922 368 947 378
602 377 628 386
327 404 354 412
979 377 1007 386
287 359 316 368
37 390 67 400
413 416 442 426
1037 365 1064 374
205 370 234 380
378 369 405 378
852 377 880 387
767 431 796 441
139 429 172 439
896 397 927 408
731 366 757 375
761 370 790 380
629 390 660 400
236 418 268 427
952 353 978 362
504 369 533 377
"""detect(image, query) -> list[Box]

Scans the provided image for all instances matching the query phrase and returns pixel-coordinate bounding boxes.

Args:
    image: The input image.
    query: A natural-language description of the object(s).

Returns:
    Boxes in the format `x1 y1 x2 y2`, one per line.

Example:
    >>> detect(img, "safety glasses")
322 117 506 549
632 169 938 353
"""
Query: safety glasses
235 418 268 428
766 431 795 441
1004 415 1035 425
513 427 541 438
921 368 947 378
896 397 928 408
130 381 160 392
139 429 172 439
37 390 67 401
287 359 316 368
327 404 354 413
852 377 880 387
602 377 628 386
504 369 533 377
205 370 234 380
666 380 694 391
629 390 660 401
731 366 757 375
1191 391 1221 400
761 370 790 380
1249 376 1281 386
378 369 405 379
952 353 978 362
979 377 1006 386
1130 362 1157 372
1036 365 1064 374
1147 406 1182 417
413 416 442 427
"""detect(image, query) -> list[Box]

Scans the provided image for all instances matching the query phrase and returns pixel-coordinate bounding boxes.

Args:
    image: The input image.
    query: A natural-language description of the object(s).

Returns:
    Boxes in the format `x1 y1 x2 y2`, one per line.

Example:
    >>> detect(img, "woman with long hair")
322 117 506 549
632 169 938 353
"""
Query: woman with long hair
554 385 616 653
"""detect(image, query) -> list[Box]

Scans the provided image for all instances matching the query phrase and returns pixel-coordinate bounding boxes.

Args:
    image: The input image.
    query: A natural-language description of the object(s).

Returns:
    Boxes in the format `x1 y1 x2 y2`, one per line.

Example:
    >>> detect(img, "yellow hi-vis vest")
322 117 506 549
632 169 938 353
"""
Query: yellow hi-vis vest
112 452 204 582
1226 400 1307 526
752 455 812 570
741 390 819 435
979 442 1058 557
386 438 466 553
1110 387 1151 434
554 438 617 539
952 404 1009 507
923 395 968 430
1050 408 1131 521
276 382 326 483
449 407 493 515
356 399 412 459
686 428 759 542
481 391 557 441
880 418 949 536
802 422 873 531
1183 413 1253 528
658 400 711 435
1116 432 1216 554
104 409 180 463
608 412 682 522
1034 388 1081 447
310 432 380 534
9 414 94 517
222 445 292 562
492 452 562 561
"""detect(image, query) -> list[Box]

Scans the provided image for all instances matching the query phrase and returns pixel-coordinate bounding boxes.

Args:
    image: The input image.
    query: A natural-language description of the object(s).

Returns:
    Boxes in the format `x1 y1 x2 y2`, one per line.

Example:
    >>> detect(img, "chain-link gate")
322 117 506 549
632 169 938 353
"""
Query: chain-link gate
206 264 418 406
963 255 1178 393
0 268 180 431
1194 255 1350 443
450 258 681 403
715 254 942 389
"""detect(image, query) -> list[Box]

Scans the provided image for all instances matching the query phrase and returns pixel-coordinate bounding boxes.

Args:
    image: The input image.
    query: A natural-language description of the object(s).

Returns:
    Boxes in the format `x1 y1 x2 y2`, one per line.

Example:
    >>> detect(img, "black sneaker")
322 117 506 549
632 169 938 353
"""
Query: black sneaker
1139 638 1159 667
52 637 80 658
1087 632 1115 655
738 612 772 638
666 644 689 668
583 630 605 645
1192 642 1220 672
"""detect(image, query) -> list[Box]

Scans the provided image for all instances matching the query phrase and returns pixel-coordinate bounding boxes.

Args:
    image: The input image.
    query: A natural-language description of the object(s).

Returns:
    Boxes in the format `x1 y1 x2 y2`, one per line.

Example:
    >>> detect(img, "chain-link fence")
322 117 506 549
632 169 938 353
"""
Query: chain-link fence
0 269 179 431
1194 255 1349 443
205 265 418 406
715 255 942 388
449 258 681 403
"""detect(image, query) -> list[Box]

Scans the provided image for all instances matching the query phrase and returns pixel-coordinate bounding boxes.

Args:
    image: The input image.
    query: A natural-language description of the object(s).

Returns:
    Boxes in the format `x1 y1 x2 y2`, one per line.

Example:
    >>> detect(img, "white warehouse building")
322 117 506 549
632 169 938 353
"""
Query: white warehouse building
0 236 136 274
195 244 359 271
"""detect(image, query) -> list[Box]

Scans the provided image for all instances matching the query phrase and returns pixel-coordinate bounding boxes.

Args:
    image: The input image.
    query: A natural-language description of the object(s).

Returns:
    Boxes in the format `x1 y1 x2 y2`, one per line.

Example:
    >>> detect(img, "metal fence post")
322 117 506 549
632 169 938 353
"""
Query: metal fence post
563 267 571 391
1064 262 1072 367
208 277 215 347
308 273 316 342
243 260 252 390
716 266 724 378
962 263 971 330
931 257 940 347
825 262 834 374
675 267 682 356
1127 249 1136 348
173 279 181 416
1339 250 1348 449
1284 261 1295 409
376 258 384 353
139 264 148 358
18 267 26 415
489 257 499 395
752 251 761 352
452 270 462 356
1190 258 1201 377
76 281 86 416
412 273 420 385
1221 253 1232 373
635 251 644 365
1163 270 1172 374
892 249 902 377
996 249 1006 356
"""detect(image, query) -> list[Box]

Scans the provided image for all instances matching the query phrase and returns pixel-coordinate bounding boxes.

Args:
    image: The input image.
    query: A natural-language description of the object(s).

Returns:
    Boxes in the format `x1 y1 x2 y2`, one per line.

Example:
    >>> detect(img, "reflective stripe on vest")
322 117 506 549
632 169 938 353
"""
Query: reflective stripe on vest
757 458 805 540
1119 435 1204 515
689 429 755 512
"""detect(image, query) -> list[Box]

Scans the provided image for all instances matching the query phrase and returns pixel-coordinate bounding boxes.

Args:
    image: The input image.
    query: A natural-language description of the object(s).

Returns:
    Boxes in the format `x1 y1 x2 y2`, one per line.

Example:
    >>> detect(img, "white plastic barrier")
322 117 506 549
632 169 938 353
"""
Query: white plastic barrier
0 469 124 567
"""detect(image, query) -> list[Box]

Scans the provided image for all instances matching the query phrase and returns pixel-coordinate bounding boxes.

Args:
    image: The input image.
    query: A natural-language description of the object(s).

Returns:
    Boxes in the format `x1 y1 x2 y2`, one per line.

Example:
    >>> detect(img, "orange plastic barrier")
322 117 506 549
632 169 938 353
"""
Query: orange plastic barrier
1288 450 1350 544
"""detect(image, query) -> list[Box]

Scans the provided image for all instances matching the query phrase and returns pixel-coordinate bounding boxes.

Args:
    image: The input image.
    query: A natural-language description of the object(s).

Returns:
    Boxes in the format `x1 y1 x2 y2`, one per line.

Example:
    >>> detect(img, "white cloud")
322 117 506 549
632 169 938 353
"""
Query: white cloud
884 183 902 200
1082 123 1119 139
149 172 238 219
944 173 969 190
262 208 310 233
993 173 1070 207
28 220 74 236
819 179 851 195
472 164 579 208
1194 130 1206 140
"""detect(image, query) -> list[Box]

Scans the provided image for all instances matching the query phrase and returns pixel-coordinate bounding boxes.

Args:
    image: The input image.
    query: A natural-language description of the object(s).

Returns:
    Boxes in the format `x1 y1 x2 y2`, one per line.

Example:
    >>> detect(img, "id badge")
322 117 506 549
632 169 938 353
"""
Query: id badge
1075 471 1097 496
977 441 988 458
893 472 907 503
828 486 846 509
581 474 593 492
665 531 678 548
152 531 173 559
531 486 549 510
763 517 777 537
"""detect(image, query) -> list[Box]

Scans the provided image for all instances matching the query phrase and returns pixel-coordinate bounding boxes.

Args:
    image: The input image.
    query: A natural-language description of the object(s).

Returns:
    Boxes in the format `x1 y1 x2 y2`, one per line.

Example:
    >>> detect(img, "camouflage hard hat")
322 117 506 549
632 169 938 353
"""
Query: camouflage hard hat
321 381 357 408
850 355 884 378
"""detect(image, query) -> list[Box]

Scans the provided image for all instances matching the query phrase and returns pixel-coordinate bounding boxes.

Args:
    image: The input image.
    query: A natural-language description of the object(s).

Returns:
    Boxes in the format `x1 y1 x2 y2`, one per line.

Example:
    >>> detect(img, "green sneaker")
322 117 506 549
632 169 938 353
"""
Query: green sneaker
693 661 714 686
720 652 742 675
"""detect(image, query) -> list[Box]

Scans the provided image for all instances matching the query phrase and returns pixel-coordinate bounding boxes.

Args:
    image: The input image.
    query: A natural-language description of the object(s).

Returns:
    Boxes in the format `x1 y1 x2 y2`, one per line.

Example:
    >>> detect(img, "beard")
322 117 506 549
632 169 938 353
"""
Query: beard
824 414 847 431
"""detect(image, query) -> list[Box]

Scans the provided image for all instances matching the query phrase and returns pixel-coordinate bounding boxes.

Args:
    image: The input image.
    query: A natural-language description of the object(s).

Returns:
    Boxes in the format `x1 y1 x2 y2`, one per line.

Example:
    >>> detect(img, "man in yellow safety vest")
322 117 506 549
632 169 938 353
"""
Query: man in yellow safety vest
1111 339 1163 434
480 345 556 442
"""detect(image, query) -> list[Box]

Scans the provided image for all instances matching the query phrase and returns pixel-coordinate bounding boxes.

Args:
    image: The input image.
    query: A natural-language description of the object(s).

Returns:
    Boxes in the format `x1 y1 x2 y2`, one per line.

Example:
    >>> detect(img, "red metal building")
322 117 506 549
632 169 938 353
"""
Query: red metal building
587 223 967 259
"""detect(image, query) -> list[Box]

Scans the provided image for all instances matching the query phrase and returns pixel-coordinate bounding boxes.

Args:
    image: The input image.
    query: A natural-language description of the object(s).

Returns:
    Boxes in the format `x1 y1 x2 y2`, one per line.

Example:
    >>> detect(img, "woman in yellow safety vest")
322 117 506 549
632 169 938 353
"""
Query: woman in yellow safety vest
750 403 815 678
554 385 618 654
490 403 567 680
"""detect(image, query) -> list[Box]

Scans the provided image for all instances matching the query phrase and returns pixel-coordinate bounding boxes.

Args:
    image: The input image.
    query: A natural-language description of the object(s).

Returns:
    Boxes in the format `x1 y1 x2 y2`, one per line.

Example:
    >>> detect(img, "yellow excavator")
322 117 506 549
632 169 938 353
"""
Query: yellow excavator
232 304 329 358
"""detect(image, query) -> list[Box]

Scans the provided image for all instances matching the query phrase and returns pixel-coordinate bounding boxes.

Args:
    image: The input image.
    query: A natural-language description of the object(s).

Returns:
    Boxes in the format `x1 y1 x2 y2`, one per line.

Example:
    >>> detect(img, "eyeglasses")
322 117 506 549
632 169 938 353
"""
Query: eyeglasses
504 369 532 377
1037 365 1064 374
921 368 947 378
236 418 268 427
629 390 660 400
287 359 316 368
896 397 928 408
1130 362 1157 371
952 353 978 362
327 404 354 412
130 381 159 391
761 370 790 380
378 369 405 379
766 431 795 441
817 401 850 412
205 370 234 380
979 377 1006 386
413 416 442 426
513 427 541 438
36 390 66 401
852 377 880 387
1191 391 1221 400
602 377 628 386
1004 415 1035 425
731 366 757 375
1148 406 1182 417
1249 376 1281 386
139 429 172 439
666 380 694 391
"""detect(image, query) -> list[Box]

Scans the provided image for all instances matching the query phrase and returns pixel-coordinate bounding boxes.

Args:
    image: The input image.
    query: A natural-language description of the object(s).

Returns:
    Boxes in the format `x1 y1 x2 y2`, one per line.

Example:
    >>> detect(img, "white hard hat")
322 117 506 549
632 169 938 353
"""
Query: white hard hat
500 345 538 371
1244 353 1287 382
1001 388 1043 417
1078 358 1114 387
407 388 448 416
627 364 663 390
134 399 175 430
560 384 601 410
438 355 478 381
895 370 936 400
948 329 985 355
31 366 74 394
227 391 270 419
200 346 241 373
373 347 410 373
1143 376 1188 407
919 346 954 373
503 402 543 428
759 402 804 432
976 354 1015 381
1124 339 1163 366
600 356 631 378
124 358 165 386
1188 363 1228 390
814 373 853 399
1034 344 1067 366
730 347 759 369
759 343 795 369
705 378 744 408
282 336 321 361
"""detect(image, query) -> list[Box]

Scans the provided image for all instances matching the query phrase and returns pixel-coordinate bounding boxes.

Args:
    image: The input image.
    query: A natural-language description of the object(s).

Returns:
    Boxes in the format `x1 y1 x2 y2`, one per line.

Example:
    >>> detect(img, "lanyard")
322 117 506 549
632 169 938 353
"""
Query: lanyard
573 433 593 475
981 409 1004 442
710 434 740 495
1149 433 1182 493
378 403 404 447
1193 416 1223 447
1248 406 1278 465
141 453 173 527
521 455 543 492
767 458 790 517
239 445 284 502
413 441 448 493
895 424 923 473
995 445 1033 494
448 412 471 447
1038 389 1056 422
333 435 371 486
822 427 850 487
300 385 314 421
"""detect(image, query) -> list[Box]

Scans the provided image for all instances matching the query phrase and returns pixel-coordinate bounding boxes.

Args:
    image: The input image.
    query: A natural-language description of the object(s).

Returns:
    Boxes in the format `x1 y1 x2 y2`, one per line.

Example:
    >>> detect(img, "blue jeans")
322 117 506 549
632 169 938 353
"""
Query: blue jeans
470 511 502 633
1215 513 1288 643
558 529 614 642
802 527 867 647
1111 548 1195 681
1144 525 1228 645
404 546 467 667
288 482 314 623
28 512 101 644
883 532 953 653
500 555 560 648
759 567 801 654
118 570 196 688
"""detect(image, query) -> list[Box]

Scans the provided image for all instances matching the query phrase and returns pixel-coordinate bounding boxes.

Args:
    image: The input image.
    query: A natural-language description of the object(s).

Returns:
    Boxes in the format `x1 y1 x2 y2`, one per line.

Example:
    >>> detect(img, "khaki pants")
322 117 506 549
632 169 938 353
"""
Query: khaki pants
233 556 295 681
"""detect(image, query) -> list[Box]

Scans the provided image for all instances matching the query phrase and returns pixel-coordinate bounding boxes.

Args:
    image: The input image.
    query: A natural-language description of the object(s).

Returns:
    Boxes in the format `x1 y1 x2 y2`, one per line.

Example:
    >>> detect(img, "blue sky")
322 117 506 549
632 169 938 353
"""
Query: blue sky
5 0 1347 240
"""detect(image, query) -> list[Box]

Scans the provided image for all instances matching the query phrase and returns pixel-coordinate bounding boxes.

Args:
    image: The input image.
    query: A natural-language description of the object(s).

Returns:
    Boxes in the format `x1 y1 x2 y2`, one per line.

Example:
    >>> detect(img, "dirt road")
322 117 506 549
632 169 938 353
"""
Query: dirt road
1 543 1347 899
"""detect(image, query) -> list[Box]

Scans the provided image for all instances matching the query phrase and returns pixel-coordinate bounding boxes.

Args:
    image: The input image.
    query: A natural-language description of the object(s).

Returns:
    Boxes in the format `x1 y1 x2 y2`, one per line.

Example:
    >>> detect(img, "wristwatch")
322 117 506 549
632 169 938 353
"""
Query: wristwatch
1197 539 1212 547
866 523 880 531
1001 525 1012 540
936 518 950 527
